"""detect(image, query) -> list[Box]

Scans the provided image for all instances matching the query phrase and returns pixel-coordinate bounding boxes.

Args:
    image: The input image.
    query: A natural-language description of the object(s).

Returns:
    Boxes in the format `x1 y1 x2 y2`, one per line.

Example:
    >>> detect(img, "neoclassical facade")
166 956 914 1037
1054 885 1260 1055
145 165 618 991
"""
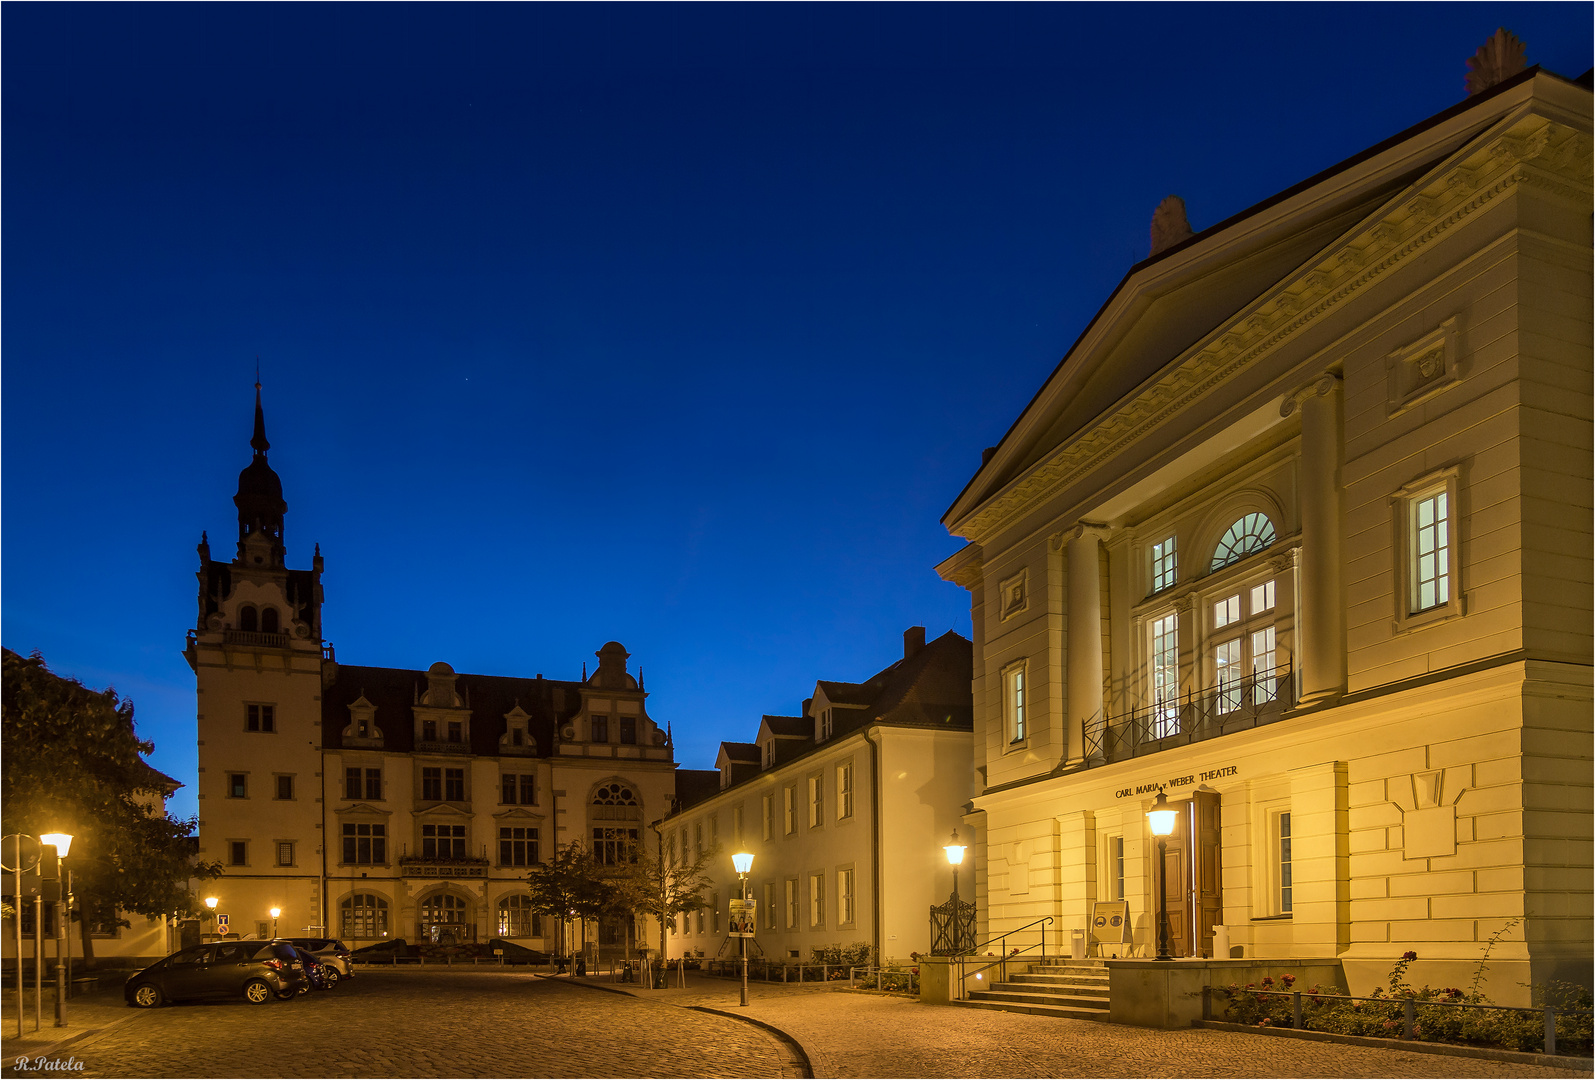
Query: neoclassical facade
189 388 677 950
938 67 1591 1003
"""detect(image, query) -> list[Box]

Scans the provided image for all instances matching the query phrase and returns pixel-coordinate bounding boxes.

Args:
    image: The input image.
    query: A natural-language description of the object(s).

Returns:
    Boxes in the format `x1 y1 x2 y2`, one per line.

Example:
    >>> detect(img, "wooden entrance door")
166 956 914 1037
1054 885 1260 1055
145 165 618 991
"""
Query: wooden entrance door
1153 793 1223 957
1195 790 1223 957
1159 835 1188 957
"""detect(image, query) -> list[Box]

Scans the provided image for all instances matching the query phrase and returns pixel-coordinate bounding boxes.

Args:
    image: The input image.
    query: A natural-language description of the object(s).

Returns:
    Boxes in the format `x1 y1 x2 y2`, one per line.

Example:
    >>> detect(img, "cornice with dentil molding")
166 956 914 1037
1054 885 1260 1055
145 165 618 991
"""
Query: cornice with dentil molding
951 115 1592 545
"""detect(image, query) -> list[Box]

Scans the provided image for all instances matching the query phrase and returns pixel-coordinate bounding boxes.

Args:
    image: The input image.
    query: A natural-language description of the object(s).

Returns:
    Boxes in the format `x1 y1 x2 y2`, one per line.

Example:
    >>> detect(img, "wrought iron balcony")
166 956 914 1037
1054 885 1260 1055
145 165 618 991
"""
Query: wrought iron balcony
1085 663 1295 766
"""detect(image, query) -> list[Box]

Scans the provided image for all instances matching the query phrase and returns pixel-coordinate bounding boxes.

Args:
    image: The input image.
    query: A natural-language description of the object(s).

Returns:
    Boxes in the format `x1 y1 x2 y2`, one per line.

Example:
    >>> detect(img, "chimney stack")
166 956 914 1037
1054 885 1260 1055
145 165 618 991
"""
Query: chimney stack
904 626 926 659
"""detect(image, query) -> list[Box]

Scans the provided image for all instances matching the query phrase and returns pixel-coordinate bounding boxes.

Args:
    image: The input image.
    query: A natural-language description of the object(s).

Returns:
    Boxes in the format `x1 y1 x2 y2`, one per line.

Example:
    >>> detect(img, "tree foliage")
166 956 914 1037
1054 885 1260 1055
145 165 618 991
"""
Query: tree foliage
1 648 219 952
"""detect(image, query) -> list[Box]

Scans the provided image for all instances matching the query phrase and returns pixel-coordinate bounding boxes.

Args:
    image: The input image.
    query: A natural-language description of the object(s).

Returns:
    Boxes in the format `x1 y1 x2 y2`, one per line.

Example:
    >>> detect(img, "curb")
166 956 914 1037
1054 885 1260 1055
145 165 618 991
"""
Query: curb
687 1005 814 1079
1193 1019 1595 1070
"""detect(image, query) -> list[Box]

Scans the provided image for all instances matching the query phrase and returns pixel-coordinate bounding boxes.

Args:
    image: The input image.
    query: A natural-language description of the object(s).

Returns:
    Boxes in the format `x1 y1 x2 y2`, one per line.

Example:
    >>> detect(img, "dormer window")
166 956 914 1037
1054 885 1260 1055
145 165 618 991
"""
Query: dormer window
762 741 774 768
620 717 636 745
820 709 834 741
342 695 382 743
592 716 609 743
423 720 438 742
512 729 524 747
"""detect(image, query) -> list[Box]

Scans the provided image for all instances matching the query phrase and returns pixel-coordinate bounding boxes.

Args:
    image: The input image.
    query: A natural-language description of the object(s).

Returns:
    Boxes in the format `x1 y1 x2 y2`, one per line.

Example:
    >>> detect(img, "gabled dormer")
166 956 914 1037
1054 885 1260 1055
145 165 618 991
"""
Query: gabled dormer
755 715 810 769
342 693 384 748
414 661 471 751
715 742 761 789
809 681 871 742
499 704 536 756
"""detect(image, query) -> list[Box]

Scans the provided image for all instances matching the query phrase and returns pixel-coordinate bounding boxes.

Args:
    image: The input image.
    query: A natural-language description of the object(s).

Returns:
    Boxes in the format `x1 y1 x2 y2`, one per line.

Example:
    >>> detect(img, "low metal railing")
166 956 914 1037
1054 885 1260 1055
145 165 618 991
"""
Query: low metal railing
1202 986 1592 1056
1086 663 1294 765
224 629 289 649
955 916 1053 997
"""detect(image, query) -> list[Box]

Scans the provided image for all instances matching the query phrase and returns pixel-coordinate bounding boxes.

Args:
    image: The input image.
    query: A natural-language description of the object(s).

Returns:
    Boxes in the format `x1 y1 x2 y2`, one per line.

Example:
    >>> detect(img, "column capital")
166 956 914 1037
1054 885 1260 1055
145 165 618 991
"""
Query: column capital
1280 372 1342 417
1062 521 1111 546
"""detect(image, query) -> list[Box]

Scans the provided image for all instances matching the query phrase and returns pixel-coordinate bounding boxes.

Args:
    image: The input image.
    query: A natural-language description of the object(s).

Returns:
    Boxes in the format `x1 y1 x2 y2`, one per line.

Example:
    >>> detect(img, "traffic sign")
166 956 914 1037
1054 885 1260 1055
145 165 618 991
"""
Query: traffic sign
216 914 230 936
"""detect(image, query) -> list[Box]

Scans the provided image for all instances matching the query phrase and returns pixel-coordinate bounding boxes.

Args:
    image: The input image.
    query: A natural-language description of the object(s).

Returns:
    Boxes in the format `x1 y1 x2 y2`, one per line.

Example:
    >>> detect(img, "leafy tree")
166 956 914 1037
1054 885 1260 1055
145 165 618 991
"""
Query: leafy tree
523 840 609 958
629 838 716 961
1 649 220 962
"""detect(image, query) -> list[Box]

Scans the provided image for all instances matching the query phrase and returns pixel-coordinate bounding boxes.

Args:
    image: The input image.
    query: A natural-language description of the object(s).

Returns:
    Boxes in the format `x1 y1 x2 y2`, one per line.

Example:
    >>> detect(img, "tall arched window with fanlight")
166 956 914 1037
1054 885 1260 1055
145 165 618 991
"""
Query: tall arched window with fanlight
591 781 641 864
340 893 389 940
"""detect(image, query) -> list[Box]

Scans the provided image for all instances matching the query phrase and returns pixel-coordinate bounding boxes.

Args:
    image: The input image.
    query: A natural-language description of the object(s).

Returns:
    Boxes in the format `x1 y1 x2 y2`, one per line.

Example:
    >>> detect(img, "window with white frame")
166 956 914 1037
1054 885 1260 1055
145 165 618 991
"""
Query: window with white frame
808 872 825 928
1151 534 1178 594
836 763 853 820
732 805 744 845
1210 579 1278 713
784 878 798 930
1004 661 1027 744
1276 811 1293 914
1105 835 1125 901
1210 513 1276 571
1150 613 1180 737
783 786 796 835
763 882 777 930
838 867 855 926
711 893 721 934
1393 467 1463 628
762 794 774 840
1410 488 1450 613
808 775 823 828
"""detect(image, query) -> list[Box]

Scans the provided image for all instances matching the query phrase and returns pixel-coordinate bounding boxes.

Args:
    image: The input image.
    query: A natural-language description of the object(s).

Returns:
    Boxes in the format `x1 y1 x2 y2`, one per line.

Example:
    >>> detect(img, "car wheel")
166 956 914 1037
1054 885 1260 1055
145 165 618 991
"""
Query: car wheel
323 967 340 988
130 983 163 1008
274 989 296 1000
243 979 273 1004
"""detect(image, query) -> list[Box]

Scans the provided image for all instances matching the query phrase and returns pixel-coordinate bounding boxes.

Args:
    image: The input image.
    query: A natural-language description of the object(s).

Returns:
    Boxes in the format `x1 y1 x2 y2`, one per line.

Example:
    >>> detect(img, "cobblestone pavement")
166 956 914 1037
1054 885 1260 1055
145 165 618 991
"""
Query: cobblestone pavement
572 971 1593 1079
2 969 798 1079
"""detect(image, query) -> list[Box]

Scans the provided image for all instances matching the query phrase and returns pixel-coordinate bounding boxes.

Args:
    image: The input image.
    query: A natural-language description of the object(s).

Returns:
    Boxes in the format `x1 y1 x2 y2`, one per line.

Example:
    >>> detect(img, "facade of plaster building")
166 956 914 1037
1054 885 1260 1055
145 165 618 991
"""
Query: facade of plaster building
188 387 678 953
661 628 975 965
937 67 1591 1004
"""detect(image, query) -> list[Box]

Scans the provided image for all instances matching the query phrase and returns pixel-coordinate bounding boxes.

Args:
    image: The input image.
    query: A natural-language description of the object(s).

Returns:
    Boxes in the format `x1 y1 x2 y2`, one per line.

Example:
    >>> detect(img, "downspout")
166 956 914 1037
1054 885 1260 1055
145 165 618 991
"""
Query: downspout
862 726 883 966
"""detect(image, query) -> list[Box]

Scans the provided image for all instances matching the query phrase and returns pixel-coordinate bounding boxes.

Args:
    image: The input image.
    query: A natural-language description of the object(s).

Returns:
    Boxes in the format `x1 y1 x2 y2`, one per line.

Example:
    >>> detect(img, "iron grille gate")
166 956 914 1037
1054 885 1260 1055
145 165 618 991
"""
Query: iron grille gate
929 893 976 956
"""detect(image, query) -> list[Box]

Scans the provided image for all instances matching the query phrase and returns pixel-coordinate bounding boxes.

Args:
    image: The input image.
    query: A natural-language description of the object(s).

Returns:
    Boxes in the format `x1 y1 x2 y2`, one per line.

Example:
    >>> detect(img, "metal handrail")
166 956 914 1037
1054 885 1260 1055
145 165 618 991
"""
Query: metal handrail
955 916 1054 1000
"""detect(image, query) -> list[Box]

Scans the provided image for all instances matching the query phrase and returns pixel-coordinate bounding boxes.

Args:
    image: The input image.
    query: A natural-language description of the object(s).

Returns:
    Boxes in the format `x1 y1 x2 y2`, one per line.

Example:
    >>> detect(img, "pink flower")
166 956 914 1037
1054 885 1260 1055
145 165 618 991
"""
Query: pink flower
1281 974 1296 985
1402 950 1418 961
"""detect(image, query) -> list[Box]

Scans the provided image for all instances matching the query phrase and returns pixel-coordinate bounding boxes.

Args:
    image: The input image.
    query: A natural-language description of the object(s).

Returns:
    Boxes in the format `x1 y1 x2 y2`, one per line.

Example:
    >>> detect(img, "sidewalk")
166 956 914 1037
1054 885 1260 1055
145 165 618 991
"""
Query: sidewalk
2 985 136 1063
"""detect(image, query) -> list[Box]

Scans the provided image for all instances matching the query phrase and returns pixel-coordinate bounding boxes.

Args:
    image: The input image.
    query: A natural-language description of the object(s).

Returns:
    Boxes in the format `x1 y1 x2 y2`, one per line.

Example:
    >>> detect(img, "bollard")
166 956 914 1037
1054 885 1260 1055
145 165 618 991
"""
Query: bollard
1545 1007 1557 1056
1403 999 1415 1040
1292 991 1302 1030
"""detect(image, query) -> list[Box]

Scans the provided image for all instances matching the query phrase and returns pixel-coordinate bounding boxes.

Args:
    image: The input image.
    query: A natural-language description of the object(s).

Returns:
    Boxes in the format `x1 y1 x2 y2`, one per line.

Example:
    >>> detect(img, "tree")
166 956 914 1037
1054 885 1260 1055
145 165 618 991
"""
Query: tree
523 841 609 958
630 837 716 963
1 649 220 962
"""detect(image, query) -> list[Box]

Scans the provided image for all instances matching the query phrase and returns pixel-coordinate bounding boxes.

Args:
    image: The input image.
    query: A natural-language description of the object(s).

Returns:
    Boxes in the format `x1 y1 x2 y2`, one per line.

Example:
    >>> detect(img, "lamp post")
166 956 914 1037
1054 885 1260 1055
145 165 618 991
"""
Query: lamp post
39 834 73 1027
205 896 219 939
731 852 753 1007
1147 792 1177 962
943 829 968 952
269 907 281 939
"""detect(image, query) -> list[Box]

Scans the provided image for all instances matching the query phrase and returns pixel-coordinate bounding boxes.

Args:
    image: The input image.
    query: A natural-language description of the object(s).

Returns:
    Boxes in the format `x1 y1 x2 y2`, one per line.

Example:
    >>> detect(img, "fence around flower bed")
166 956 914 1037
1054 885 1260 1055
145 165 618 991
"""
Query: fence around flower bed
703 958 918 992
1204 986 1593 1057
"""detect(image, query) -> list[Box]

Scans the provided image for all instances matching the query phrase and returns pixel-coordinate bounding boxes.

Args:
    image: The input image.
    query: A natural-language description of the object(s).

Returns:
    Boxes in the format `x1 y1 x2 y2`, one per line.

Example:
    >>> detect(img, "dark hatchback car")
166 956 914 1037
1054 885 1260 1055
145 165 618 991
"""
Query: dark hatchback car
125 941 307 1007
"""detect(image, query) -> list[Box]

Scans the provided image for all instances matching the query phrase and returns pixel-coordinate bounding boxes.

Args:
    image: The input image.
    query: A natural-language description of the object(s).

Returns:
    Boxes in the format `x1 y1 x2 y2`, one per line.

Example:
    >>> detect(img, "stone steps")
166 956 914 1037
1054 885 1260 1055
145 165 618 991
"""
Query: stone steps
954 995 1110 1021
951 958 1112 1021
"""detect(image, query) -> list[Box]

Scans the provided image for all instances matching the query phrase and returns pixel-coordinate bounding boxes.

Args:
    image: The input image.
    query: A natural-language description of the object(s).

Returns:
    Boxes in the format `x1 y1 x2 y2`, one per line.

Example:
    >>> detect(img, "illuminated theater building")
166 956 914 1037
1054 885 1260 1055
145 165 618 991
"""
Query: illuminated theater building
937 65 1591 1003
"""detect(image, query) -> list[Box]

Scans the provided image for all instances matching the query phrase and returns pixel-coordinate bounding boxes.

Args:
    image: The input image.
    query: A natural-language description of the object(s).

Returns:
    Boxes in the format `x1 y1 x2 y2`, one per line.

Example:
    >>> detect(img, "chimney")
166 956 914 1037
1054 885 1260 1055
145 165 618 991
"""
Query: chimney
904 626 926 659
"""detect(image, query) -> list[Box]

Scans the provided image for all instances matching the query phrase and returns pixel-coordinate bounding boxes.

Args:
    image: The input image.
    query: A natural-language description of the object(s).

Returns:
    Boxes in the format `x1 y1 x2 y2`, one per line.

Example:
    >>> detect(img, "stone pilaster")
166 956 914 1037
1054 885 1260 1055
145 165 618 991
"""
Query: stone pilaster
1065 524 1109 763
1283 374 1345 703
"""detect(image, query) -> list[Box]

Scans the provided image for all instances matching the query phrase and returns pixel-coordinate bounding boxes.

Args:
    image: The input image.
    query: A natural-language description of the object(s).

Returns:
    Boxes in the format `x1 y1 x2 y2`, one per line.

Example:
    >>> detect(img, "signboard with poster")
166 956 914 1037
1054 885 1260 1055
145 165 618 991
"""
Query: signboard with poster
1090 900 1130 954
728 899 756 938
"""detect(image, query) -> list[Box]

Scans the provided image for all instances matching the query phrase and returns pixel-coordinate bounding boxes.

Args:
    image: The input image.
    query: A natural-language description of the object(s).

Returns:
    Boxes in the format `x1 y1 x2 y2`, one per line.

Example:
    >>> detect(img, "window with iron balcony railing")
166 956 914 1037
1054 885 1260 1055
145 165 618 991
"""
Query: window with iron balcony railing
1086 661 1295 765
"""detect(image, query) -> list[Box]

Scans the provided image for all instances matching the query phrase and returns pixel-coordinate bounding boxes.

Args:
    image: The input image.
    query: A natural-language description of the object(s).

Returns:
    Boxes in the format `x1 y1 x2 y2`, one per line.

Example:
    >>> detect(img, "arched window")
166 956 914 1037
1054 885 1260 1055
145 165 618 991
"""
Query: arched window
497 895 538 938
592 782 640 865
420 893 469 944
1210 513 1276 571
340 893 388 939
238 606 258 632
260 607 280 633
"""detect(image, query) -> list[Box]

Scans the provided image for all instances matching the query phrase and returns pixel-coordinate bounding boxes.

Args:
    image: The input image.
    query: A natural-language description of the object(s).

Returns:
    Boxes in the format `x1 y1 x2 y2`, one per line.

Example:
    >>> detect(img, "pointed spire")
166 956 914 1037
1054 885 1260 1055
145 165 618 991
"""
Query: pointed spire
251 378 270 456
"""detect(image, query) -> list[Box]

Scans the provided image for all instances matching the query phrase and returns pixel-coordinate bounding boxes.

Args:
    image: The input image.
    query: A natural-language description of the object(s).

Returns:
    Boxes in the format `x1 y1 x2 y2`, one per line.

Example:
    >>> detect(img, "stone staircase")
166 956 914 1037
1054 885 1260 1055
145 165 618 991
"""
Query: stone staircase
953 957 1111 1020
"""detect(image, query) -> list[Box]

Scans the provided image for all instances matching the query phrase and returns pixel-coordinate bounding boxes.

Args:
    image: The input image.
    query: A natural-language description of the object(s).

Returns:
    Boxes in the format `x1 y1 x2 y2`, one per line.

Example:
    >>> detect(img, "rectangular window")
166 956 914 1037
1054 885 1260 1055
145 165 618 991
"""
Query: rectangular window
422 719 437 742
732 805 744 844
711 893 721 934
1214 637 1242 714
591 715 609 743
1151 535 1178 594
784 878 798 930
444 768 465 801
246 703 275 732
696 907 705 933
694 822 703 857
1411 490 1450 612
228 840 247 866
365 768 382 801
1278 812 1293 914
762 795 774 841
619 717 636 744
820 709 833 741
19 903 58 937
276 841 294 867
592 827 638 865
342 823 387 865
1252 625 1278 702
762 740 773 768
1213 594 1241 629
1151 614 1179 738
422 823 467 859
837 764 854 820
422 768 442 801
275 775 294 801
763 883 776 930
520 774 536 805
808 775 823 828
345 767 362 801
809 872 825 929
709 814 719 848
839 868 855 926
783 787 796 835
502 774 517 804
447 720 463 743
1250 580 1276 613
499 826 538 866
1005 664 1026 744
227 773 247 799
1107 836 1125 902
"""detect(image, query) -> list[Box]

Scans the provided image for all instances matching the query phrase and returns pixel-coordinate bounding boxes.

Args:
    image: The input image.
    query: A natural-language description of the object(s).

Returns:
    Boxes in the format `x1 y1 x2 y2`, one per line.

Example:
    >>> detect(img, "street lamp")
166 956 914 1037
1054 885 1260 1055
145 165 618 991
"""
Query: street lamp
205 896 219 939
269 907 281 939
39 833 73 1027
731 852 754 1007
943 829 967 901
1147 791 1177 962
943 829 969 952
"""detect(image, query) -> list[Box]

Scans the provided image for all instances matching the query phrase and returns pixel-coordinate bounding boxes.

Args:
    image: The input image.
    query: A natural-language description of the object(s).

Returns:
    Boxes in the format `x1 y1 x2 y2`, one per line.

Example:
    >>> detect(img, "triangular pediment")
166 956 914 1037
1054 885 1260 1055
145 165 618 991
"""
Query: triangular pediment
492 807 545 823
335 801 391 817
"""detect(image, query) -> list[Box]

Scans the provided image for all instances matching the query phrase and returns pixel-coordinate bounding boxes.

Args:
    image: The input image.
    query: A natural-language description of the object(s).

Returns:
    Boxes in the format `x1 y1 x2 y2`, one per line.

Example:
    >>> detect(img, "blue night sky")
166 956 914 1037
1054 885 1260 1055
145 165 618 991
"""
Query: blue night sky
4 4 1589 820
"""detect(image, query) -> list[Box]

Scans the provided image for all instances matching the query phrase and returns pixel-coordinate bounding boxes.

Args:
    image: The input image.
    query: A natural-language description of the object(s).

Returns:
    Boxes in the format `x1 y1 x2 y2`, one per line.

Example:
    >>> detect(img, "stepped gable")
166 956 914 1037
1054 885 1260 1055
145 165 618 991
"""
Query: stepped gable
321 662 581 756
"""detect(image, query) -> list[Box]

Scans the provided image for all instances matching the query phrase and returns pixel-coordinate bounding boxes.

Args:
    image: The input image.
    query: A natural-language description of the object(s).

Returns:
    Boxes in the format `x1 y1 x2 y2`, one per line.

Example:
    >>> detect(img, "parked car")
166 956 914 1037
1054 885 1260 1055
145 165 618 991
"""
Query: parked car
289 945 329 994
285 937 355 986
125 941 307 1007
